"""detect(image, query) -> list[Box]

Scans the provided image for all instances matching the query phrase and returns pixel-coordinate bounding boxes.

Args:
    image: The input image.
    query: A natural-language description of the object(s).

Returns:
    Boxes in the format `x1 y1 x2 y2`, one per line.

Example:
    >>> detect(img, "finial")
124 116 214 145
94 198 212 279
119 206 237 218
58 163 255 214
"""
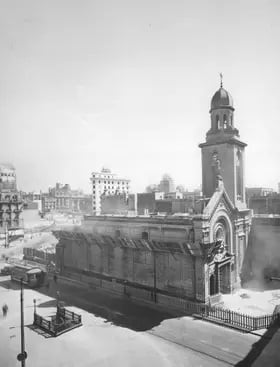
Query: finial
219 72 223 88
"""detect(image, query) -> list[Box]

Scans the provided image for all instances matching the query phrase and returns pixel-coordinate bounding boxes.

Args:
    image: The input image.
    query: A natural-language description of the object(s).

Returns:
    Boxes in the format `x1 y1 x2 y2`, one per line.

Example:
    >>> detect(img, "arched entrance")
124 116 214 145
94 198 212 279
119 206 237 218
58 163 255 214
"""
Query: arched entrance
208 216 233 296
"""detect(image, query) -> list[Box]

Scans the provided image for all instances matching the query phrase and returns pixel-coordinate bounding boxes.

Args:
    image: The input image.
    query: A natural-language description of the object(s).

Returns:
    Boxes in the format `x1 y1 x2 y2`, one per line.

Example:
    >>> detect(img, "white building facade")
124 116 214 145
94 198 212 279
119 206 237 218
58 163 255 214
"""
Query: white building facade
91 168 130 215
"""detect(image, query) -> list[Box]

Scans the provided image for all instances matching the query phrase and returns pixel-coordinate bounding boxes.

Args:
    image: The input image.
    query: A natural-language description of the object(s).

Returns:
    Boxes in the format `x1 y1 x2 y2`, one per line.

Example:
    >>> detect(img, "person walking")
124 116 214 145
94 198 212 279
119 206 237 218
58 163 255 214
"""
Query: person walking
2 304 8 317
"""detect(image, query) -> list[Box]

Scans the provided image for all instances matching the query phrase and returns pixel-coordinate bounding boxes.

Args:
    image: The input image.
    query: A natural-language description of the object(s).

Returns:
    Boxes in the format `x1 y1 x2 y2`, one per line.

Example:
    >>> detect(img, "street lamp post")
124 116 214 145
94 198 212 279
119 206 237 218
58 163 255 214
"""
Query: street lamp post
153 249 157 303
17 279 27 366
33 299 37 315
56 291 60 312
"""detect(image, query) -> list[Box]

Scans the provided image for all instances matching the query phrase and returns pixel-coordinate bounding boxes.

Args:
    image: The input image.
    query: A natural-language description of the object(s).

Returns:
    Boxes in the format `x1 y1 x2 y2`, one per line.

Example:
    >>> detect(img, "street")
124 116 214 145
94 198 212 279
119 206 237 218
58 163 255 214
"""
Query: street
0 272 263 367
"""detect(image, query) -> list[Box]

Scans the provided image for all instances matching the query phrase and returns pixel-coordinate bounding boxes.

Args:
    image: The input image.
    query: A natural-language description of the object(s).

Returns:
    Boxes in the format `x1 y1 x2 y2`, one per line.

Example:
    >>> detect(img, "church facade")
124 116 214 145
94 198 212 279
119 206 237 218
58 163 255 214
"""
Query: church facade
54 81 251 304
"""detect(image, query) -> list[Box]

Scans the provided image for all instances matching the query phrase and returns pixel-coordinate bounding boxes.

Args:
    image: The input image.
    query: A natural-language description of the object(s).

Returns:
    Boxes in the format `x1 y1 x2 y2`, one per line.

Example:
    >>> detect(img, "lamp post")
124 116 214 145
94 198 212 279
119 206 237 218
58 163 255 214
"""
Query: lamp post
17 279 27 366
56 291 60 311
153 249 157 303
33 299 37 315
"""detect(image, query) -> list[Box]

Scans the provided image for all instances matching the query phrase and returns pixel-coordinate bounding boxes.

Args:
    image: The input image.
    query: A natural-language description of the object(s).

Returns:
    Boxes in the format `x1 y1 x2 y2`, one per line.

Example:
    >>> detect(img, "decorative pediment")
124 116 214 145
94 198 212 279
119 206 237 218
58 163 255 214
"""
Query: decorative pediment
203 185 236 220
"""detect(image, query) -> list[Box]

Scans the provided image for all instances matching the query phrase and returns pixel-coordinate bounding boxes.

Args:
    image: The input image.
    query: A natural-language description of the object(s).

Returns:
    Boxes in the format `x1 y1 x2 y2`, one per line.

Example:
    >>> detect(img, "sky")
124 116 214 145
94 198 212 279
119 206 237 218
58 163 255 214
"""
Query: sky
0 0 280 194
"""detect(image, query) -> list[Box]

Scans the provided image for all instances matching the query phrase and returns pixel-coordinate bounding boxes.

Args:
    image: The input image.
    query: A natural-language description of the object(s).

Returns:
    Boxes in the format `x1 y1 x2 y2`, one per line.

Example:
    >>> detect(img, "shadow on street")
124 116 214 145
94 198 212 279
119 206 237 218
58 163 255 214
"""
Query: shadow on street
0 277 175 332
235 321 280 366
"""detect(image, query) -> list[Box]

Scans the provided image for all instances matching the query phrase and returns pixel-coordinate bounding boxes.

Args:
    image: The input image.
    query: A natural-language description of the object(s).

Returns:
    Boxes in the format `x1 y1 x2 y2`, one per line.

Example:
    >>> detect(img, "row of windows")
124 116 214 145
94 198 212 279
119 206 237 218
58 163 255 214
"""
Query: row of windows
93 180 128 185
92 175 114 179
93 185 128 189
0 173 16 177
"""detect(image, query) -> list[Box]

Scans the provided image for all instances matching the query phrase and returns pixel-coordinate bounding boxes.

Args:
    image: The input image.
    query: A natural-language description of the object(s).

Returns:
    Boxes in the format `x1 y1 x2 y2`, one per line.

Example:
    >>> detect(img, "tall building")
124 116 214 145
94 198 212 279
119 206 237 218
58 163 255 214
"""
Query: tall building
91 168 130 215
159 174 175 194
0 163 23 244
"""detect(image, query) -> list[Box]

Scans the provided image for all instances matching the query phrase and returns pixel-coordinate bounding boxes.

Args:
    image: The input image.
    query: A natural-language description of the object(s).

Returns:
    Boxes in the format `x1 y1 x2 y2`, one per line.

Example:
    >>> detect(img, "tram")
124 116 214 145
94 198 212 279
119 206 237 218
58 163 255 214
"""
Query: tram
11 264 47 288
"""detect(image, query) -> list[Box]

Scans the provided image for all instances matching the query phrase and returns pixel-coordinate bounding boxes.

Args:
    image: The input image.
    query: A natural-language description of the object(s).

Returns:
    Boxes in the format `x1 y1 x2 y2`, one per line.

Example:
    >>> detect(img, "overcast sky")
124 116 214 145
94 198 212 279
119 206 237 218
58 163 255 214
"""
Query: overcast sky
1 0 280 194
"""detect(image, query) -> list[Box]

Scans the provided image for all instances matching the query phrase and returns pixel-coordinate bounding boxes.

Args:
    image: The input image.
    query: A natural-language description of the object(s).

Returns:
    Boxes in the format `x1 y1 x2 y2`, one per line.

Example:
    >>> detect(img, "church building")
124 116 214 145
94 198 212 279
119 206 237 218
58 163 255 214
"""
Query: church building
54 80 252 304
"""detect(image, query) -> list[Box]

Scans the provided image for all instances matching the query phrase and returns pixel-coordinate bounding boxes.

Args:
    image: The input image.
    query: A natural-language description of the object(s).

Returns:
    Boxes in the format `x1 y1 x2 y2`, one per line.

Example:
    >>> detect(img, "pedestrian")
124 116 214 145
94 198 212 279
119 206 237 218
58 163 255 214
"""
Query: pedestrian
2 304 8 317
53 274 57 283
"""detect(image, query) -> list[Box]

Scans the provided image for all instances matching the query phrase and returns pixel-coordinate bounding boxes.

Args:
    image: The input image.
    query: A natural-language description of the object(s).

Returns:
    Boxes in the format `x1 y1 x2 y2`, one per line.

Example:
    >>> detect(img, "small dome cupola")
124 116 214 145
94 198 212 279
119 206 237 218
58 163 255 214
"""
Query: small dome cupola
209 74 236 134
210 87 234 112
210 74 234 112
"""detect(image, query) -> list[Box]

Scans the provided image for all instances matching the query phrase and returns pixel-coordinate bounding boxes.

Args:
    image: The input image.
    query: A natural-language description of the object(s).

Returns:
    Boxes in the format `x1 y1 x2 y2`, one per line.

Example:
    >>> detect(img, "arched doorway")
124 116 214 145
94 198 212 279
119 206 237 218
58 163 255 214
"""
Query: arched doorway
209 216 233 296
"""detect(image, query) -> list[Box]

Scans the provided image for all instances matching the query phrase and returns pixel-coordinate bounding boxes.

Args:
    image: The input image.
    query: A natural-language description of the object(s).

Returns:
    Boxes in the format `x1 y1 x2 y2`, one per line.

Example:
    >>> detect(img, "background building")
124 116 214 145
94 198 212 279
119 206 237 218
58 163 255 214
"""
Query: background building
49 183 90 213
41 196 56 214
40 183 92 215
159 174 175 194
91 168 130 215
21 191 42 211
0 163 23 245
245 187 280 215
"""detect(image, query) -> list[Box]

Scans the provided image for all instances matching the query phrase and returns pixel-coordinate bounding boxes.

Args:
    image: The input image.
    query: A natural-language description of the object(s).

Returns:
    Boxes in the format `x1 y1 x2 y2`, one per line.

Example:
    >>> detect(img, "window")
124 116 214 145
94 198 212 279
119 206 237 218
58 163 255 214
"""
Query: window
142 231 149 240
215 115 220 129
223 114 227 129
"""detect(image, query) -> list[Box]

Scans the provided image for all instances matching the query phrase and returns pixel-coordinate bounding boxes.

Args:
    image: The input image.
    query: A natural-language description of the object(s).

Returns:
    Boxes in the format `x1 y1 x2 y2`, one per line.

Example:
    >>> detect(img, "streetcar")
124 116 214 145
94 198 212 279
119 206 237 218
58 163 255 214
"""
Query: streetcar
11 263 47 288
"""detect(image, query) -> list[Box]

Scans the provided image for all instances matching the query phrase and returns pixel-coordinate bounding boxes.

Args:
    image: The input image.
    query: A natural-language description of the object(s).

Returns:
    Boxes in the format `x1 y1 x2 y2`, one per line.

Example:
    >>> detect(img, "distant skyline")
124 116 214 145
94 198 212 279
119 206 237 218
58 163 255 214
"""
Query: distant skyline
1 0 280 194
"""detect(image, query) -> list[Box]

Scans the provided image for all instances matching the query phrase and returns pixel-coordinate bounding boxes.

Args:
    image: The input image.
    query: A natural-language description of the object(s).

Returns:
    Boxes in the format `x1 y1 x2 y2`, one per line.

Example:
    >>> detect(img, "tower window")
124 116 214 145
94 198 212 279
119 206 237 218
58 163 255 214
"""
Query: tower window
223 114 227 129
215 115 220 130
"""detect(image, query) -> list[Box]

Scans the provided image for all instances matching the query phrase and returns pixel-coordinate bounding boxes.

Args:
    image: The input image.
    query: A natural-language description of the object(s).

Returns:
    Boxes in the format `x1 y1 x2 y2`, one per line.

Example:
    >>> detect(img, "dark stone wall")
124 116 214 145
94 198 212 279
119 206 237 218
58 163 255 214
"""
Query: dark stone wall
61 237 196 298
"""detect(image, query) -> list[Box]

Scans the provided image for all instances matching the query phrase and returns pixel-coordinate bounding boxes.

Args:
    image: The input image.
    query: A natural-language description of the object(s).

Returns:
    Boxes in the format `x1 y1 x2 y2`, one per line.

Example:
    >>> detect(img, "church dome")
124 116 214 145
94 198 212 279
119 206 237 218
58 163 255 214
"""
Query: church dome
210 87 234 111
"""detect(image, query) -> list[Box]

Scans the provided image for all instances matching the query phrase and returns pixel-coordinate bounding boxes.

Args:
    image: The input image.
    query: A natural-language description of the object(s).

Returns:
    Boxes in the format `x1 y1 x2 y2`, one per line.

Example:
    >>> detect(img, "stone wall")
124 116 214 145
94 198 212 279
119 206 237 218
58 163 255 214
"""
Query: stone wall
60 236 196 298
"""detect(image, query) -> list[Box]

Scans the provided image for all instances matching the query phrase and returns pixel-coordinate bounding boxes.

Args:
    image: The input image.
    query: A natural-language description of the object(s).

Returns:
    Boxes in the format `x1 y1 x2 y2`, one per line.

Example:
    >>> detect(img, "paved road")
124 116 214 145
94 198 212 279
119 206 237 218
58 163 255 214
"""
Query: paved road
33 275 261 366
0 276 231 367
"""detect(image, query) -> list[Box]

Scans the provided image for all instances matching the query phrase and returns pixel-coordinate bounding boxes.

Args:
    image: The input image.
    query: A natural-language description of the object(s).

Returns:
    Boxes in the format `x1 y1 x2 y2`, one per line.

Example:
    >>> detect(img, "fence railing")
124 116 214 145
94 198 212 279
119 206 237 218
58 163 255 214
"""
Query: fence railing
34 313 55 334
33 307 82 336
202 305 280 331
57 307 82 324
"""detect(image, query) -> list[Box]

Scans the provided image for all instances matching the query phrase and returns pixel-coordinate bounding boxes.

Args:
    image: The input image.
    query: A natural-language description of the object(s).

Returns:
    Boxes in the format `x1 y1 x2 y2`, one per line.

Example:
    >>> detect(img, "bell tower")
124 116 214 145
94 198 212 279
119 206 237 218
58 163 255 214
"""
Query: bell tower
199 76 247 209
